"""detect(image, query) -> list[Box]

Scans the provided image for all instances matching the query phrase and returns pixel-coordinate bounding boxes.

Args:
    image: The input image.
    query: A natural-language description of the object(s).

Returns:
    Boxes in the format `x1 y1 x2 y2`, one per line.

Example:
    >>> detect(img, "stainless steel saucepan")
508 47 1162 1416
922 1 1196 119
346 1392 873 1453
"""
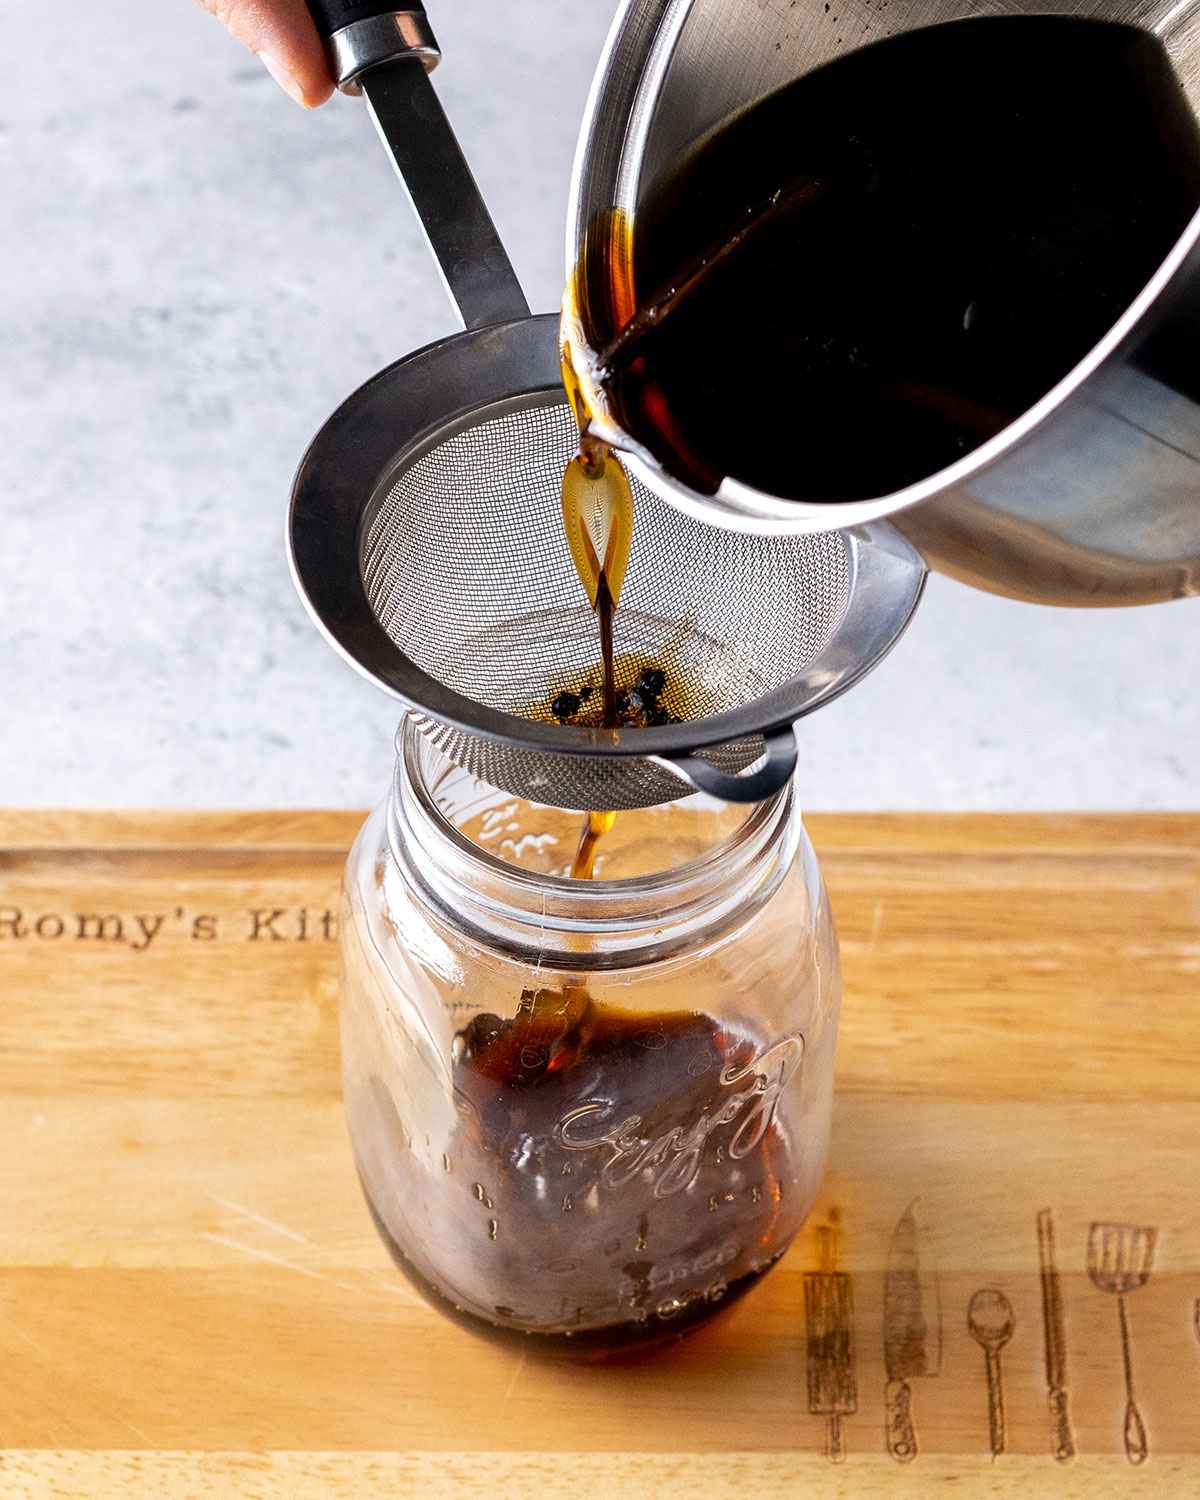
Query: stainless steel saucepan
569 0 1200 606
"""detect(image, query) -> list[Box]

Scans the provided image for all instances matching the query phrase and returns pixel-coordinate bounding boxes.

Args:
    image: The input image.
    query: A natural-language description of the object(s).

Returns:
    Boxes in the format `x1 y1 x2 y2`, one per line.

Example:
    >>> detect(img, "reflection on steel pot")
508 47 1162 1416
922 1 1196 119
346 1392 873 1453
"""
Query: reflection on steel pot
568 0 1200 605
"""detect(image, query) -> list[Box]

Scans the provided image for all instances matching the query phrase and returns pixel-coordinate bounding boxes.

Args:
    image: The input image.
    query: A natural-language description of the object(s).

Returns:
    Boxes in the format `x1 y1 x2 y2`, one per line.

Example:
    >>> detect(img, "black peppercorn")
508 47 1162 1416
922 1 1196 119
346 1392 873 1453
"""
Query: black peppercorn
637 667 666 701
551 690 582 721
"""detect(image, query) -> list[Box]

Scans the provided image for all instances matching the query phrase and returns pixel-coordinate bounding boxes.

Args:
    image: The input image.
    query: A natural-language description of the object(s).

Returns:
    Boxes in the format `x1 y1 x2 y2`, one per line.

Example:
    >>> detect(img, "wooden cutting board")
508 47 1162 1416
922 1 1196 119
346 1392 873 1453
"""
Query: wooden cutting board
1 811 1198 1498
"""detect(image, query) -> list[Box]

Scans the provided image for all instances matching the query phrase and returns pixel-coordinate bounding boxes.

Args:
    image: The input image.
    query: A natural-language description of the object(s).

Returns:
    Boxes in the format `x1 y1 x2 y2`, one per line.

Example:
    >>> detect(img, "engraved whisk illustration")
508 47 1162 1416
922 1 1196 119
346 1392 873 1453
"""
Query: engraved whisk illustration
1088 1221 1157 1466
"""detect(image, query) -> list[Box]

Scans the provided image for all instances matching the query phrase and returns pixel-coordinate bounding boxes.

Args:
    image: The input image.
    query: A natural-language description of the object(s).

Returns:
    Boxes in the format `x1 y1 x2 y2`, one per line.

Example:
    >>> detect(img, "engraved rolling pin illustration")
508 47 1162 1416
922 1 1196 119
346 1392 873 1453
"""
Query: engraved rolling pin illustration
883 1199 942 1461
967 1288 1015 1459
804 1221 857 1463
1088 1221 1157 1465
1037 1208 1076 1462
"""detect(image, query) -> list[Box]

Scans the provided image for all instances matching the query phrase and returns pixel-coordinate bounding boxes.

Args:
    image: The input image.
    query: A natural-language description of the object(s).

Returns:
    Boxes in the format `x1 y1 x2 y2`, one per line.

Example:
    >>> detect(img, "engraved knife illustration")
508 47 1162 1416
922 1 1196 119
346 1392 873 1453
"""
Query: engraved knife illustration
1037 1208 1075 1462
883 1199 942 1461
804 1219 857 1463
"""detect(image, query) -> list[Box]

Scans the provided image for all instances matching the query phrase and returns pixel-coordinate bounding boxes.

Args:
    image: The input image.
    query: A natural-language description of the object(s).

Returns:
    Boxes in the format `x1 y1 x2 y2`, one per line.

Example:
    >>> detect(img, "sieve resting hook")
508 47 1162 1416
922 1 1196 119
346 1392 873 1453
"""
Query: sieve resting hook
652 728 799 803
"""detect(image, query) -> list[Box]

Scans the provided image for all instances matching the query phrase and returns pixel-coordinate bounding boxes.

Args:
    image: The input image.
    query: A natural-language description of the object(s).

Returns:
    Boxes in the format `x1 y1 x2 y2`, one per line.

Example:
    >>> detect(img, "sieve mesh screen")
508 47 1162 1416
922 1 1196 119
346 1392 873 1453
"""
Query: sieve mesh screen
363 400 850 722
358 398 851 810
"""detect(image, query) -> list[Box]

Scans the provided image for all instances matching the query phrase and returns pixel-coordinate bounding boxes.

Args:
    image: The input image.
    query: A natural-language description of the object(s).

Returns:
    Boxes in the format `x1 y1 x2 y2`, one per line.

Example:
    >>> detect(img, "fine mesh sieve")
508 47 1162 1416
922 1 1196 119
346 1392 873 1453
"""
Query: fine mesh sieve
366 397 850 809
291 314 925 811
288 4 927 812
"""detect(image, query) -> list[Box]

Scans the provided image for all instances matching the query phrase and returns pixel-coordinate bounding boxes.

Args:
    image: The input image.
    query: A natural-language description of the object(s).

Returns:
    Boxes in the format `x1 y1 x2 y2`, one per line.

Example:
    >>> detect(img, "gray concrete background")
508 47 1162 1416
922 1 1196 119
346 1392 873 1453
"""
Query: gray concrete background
1 0 1196 809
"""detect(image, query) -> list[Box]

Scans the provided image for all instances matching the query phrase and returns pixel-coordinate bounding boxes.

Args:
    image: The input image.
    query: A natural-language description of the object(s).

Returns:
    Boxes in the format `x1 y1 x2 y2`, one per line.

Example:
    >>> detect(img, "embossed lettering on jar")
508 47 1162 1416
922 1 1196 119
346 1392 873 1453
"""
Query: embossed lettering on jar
340 723 841 1358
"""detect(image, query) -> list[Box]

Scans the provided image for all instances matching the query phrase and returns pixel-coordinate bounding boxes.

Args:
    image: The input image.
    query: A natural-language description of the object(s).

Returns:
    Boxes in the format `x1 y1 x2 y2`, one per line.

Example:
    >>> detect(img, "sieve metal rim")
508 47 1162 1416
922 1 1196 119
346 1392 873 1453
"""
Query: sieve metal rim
288 312 926 765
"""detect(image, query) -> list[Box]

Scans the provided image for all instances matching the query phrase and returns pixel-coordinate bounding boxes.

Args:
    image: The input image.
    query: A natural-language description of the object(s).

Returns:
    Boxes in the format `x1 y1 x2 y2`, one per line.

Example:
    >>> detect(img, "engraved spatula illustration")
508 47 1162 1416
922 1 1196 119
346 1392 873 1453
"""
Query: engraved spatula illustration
968 1288 1015 1459
1088 1221 1157 1465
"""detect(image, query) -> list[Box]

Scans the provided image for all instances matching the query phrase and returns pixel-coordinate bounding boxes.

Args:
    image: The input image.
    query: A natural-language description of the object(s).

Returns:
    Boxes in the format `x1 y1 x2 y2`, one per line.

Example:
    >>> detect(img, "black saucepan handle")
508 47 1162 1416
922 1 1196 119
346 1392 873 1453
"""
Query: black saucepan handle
302 2 439 92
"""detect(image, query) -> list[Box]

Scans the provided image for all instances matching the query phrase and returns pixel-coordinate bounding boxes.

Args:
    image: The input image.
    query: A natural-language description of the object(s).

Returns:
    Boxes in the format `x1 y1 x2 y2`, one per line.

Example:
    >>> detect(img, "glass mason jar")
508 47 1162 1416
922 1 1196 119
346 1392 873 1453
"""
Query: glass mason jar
341 722 841 1358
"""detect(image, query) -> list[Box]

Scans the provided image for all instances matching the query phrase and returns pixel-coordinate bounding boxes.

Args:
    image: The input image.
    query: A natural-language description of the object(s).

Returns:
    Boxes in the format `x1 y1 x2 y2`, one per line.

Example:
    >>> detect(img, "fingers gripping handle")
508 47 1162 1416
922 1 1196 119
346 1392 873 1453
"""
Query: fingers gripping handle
303 2 439 92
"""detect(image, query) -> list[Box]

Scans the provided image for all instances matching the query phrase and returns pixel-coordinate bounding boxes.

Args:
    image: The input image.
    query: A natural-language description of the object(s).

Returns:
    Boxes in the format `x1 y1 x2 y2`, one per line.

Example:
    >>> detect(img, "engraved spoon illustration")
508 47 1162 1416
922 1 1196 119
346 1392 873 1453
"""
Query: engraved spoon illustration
1088 1221 1156 1466
968 1288 1015 1459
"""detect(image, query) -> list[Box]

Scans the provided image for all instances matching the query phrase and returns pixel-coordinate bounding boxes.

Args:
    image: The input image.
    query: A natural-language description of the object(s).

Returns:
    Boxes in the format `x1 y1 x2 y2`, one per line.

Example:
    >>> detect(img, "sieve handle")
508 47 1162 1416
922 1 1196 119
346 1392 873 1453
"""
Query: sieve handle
302 0 531 330
655 727 799 804
303 3 438 92
306 0 425 33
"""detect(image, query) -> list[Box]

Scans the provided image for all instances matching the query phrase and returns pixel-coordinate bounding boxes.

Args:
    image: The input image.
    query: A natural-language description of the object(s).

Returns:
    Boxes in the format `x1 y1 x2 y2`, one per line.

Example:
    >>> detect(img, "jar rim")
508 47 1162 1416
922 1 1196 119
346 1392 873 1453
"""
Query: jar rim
386 721 803 969
398 717 788 900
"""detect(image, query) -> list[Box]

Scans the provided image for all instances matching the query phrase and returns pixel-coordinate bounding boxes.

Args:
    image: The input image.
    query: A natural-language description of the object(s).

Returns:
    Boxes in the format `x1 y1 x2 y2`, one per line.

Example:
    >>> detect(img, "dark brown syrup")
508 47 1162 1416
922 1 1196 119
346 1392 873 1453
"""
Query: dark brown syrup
363 994 799 1357
572 16 1200 501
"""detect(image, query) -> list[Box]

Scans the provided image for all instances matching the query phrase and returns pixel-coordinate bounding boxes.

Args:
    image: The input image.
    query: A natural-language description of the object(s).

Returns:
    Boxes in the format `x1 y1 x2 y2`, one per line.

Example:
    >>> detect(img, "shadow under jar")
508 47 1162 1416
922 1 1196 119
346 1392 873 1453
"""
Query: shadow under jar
340 723 841 1359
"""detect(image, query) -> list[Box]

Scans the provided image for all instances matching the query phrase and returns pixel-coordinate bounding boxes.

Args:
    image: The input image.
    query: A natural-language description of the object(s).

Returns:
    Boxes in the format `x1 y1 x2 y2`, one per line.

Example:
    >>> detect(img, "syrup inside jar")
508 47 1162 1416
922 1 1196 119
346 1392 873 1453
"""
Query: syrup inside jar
342 747 836 1360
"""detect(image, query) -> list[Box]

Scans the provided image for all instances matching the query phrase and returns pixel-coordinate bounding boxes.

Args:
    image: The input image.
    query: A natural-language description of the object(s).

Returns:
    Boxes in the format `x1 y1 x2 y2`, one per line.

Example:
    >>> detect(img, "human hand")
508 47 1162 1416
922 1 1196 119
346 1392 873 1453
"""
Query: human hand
195 0 336 108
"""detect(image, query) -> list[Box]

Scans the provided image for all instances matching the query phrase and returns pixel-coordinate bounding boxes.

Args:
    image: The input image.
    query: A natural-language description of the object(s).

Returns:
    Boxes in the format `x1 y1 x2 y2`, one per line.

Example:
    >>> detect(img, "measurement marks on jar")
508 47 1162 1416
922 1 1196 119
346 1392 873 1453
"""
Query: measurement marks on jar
800 1204 1174 1463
